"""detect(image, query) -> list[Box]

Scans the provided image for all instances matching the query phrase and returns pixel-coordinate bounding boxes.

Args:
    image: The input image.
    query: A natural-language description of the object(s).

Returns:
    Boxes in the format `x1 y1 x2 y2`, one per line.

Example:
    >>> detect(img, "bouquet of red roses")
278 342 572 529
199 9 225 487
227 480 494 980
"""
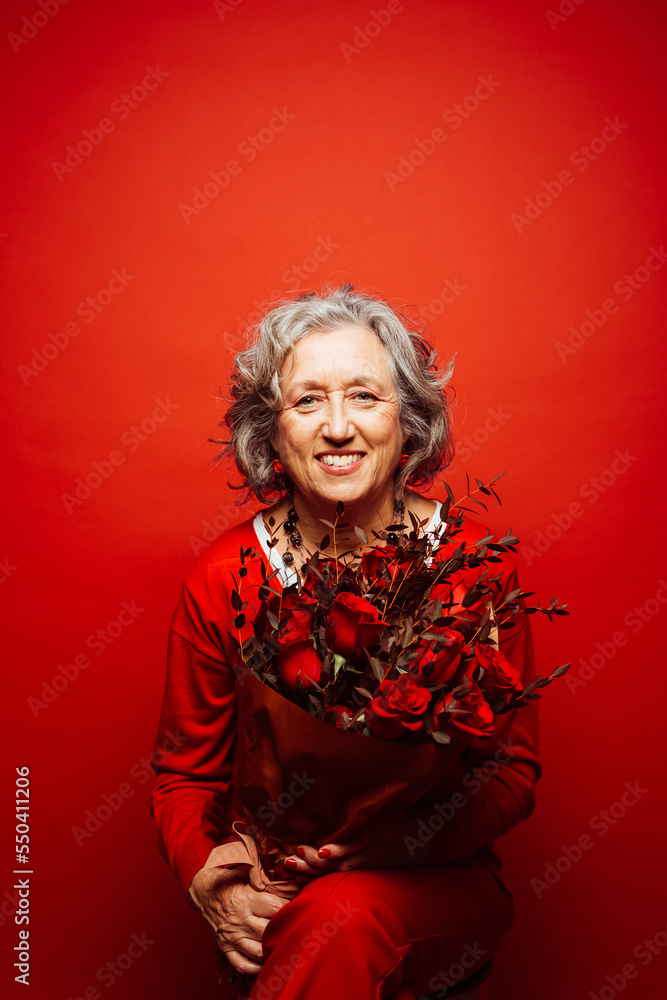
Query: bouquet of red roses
230 475 569 746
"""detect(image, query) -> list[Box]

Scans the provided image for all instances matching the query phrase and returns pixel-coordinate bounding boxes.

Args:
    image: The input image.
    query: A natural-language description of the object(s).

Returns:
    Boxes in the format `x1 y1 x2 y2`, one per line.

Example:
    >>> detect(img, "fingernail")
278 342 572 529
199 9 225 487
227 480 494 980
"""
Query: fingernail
284 857 298 869
318 848 331 858
296 846 306 859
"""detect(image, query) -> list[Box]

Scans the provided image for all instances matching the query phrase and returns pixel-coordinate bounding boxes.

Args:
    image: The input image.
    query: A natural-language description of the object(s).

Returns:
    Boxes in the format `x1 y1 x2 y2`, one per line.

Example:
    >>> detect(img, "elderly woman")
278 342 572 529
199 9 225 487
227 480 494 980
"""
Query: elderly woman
150 285 540 999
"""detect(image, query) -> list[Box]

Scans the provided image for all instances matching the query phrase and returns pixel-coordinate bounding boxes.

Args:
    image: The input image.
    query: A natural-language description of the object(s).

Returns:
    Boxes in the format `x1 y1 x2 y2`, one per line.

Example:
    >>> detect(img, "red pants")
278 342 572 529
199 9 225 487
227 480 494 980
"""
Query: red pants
242 857 514 1000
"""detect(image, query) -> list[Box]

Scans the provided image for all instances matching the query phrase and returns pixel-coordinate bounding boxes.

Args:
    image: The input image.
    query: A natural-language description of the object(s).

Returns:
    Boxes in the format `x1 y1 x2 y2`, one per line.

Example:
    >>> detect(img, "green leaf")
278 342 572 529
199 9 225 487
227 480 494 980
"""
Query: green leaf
461 586 482 608
354 686 373 699
354 525 368 545
370 658 385 682
332 653 347 677
266 610 279 630
432 730 451 744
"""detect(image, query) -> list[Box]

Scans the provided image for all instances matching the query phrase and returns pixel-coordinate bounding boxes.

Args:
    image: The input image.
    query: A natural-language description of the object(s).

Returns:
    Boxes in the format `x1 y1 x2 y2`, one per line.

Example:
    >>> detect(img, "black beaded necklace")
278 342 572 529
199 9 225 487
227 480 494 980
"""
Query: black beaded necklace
281 500 302 567
386 496 406 546
281 495 406 568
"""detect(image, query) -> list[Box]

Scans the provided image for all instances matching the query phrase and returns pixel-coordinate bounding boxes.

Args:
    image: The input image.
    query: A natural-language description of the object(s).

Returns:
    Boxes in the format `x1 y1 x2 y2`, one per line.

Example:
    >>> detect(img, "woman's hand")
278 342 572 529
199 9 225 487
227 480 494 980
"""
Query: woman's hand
188 867 288 976
284 813 429 878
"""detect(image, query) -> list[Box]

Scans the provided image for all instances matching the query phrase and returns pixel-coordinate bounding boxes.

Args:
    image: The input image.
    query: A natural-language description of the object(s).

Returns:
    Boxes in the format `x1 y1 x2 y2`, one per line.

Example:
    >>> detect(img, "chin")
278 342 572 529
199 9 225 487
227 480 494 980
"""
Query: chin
321 483 377 508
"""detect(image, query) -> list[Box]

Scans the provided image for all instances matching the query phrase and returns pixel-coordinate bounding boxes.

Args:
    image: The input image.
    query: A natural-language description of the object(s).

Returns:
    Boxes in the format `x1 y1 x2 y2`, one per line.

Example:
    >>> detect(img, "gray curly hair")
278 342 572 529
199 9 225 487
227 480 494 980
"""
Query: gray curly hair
212 284 456 504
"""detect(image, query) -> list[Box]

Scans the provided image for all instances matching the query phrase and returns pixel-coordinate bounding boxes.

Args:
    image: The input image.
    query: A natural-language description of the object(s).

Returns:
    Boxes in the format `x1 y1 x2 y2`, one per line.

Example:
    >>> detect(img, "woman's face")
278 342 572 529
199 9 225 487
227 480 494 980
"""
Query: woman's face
271 325 407 514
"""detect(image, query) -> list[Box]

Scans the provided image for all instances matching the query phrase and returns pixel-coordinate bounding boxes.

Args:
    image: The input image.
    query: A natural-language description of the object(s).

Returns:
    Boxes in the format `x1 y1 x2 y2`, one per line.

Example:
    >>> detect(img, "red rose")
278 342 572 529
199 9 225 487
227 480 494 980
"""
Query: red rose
276 629 323 690
361 545 414 584
279 605 315 644
433 682 494 739
474 643 524 702
360 548 390 580
410 627 468 686
280 590 317 631
365 674 431 740
326 592 387 658
325 705 352 729
259 590 317 640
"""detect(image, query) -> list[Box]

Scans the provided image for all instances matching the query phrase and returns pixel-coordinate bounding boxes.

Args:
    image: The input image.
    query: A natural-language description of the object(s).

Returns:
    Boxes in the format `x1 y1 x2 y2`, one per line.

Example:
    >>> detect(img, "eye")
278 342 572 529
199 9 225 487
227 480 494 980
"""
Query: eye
353 391 378 402
295 394 319 407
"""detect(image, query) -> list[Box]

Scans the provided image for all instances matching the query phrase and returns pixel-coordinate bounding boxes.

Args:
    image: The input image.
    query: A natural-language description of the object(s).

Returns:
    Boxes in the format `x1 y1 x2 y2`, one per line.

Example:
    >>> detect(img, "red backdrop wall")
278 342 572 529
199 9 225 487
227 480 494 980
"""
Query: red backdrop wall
3 0 666 997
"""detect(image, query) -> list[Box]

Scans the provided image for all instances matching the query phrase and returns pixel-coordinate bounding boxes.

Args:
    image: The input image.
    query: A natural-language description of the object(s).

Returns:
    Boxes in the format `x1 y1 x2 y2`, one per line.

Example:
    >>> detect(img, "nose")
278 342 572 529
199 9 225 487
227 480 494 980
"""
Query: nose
321 397 354 443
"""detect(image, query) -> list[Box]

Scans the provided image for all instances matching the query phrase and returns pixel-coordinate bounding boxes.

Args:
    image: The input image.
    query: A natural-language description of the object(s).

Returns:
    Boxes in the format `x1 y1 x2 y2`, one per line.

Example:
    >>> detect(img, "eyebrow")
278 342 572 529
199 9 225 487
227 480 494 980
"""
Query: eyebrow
287 376 386 393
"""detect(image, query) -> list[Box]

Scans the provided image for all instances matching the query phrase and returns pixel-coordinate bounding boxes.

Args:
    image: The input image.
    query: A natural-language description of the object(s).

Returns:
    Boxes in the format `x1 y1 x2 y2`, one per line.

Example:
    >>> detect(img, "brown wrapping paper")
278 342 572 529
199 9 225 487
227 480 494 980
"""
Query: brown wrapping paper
202 662 470 895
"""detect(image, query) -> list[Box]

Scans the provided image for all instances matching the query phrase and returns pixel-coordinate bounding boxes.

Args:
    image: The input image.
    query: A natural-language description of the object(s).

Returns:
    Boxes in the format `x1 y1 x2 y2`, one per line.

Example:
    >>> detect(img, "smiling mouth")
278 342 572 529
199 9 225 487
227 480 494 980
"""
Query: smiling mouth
316 452 365 468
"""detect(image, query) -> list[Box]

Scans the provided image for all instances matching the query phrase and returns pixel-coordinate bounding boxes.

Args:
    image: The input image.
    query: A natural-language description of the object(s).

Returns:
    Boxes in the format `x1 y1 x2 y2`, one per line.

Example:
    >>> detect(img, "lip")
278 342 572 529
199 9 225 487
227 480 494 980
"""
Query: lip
315 452 366 475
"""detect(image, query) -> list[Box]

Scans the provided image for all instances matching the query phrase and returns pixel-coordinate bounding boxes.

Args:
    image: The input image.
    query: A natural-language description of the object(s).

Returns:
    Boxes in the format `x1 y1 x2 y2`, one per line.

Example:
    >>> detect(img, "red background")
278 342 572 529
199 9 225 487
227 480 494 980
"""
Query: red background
3 0 666 997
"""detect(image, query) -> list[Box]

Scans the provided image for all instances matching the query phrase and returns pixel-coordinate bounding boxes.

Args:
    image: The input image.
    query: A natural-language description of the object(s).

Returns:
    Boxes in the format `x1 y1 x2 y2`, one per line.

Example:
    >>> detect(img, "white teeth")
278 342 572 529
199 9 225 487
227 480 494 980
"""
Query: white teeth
319 453 362 467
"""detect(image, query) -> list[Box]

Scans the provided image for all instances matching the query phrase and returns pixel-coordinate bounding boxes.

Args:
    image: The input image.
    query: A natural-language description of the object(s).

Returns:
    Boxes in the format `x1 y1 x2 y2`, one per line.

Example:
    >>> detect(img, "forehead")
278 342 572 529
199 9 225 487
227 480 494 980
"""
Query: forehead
281 325 394 384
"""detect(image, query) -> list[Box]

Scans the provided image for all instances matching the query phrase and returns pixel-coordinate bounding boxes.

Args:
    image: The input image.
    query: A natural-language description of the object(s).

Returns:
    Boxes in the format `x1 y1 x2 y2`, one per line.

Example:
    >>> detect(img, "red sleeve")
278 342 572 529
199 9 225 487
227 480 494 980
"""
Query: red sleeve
406 558 542 864
150 565 242 894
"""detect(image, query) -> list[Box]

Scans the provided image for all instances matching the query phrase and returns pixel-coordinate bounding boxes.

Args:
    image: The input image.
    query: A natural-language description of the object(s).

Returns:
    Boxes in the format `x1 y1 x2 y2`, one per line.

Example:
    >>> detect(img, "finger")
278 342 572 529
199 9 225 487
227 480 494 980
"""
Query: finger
284 856 329 876
222 932 265 964
336 848 371 871
236 933 266 963
221 946 264 977
287 843 353 873
285 850 370 876
245 914 271 938
315 836 371 861
296 845 339 869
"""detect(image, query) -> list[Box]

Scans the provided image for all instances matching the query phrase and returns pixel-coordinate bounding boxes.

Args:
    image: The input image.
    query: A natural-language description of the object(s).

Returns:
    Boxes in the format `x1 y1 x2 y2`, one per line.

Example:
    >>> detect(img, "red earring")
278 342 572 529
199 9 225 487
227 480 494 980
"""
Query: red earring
273 459 284 475
398 453 409 468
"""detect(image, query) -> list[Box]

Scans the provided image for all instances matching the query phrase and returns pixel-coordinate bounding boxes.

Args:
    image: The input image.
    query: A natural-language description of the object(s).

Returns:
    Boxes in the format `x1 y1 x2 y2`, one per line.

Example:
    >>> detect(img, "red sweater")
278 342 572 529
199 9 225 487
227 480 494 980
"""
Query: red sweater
150 511 542 894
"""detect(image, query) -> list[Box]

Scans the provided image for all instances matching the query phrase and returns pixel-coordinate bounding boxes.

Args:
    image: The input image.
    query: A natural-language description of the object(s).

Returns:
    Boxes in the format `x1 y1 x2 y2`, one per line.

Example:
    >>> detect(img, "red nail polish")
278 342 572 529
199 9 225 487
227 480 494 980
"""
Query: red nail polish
318 848 331 859
284 857 298 869
296 846 306 859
